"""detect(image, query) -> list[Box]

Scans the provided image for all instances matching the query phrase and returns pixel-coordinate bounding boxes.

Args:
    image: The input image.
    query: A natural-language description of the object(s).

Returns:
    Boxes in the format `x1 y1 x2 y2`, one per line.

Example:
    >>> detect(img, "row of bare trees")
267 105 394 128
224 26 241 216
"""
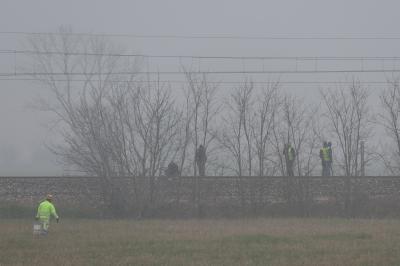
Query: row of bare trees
26 29 400 213
219 81 320 177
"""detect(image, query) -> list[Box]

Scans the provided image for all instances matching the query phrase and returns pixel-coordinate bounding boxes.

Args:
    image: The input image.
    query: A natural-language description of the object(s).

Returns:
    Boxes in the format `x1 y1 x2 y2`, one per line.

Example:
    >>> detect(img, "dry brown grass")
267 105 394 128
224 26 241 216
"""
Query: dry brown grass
0 218 400 265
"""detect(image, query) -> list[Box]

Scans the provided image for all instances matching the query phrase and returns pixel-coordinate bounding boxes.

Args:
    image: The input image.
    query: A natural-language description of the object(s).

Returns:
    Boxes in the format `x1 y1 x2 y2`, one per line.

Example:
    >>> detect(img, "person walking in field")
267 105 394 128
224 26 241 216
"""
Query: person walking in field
195 145 207 176
35 194 59 235
283 143 295 176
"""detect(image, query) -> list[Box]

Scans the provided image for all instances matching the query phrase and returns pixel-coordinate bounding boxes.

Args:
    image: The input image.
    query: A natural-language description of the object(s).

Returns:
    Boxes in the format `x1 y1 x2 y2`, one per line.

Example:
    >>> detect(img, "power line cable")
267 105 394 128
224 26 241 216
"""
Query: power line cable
2 69 400 76
1 49 400 61
0 77 392 85
3 31 400 40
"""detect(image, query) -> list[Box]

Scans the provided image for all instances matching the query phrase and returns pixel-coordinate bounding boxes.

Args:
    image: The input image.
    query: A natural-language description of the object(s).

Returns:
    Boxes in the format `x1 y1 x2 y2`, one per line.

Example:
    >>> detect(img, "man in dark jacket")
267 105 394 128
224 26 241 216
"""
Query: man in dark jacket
195 145 207 176
165 161 179 177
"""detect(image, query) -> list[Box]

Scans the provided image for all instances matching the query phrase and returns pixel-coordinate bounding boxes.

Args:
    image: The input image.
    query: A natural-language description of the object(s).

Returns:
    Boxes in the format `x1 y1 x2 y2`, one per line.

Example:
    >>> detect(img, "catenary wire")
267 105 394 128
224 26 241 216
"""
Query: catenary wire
2 49 400 61
0 77 395 86
3 31 400 40
2 69 400 76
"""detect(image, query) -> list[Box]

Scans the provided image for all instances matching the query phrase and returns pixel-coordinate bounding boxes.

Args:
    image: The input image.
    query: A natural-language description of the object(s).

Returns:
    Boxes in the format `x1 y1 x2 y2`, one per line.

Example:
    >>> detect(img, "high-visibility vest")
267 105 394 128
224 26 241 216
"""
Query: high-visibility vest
36 200 58 222
287 147 294 161
322 147 330 162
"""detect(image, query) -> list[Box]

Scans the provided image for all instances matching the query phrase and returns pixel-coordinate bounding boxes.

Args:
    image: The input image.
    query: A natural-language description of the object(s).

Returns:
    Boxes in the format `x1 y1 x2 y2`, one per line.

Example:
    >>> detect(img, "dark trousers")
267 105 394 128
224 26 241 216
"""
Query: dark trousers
286 160 294 176
197 162 205 176
322 161 331 176
327 161 332 176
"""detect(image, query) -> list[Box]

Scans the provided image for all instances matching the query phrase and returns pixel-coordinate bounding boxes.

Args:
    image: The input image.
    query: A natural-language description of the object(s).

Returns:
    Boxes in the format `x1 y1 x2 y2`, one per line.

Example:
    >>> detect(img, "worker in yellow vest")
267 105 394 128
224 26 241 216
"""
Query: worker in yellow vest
283 143 295 176
35 194 59 235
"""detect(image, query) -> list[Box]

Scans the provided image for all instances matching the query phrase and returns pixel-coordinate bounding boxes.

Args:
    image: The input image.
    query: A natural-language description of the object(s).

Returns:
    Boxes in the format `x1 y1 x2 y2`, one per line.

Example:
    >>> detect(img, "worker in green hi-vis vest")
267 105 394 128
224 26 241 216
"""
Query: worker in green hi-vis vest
35 194 59 235
320 142 331 176
283 143 296 176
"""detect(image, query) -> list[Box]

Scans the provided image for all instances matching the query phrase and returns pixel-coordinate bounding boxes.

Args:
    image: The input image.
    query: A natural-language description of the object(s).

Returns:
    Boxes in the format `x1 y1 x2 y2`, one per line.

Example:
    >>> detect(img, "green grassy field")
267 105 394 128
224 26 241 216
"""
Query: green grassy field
1 218 400 266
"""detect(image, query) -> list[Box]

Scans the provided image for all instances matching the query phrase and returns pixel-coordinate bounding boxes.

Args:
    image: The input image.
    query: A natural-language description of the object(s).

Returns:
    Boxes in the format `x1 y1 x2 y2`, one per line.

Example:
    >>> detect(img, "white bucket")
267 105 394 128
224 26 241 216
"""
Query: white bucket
33 222 42 235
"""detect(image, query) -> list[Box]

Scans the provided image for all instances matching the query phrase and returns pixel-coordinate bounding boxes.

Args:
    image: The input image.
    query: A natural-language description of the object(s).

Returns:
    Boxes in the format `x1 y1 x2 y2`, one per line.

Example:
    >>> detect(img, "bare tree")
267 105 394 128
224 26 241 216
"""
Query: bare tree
284 95 320 176
183 71 220 175
266 93 320 209
131 80 181 206
269 94 319 177
320 81 372 176
320 81 373 216
182 71 220 213
27 28 183 216
221 81 254 176
379 78 400 174
27 27 139 212
250 82 280 176
104 78 182 215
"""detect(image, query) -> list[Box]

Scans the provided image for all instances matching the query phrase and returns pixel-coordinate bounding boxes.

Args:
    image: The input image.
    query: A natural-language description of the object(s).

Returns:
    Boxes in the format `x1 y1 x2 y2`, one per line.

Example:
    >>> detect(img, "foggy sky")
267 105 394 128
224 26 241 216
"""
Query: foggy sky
1 0 399 175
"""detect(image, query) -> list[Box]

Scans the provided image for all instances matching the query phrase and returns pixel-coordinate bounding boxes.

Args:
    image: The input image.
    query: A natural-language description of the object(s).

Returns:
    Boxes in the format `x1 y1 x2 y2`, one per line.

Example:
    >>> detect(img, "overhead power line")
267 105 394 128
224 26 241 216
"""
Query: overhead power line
2 49 400 61
3 31 400 40
0 77 392 84
2 69 400 77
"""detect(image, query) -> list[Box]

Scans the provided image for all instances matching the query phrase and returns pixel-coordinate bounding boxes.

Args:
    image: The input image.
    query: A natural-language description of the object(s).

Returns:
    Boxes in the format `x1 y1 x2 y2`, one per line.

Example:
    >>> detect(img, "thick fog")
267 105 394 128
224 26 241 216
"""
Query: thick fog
1 0 400 175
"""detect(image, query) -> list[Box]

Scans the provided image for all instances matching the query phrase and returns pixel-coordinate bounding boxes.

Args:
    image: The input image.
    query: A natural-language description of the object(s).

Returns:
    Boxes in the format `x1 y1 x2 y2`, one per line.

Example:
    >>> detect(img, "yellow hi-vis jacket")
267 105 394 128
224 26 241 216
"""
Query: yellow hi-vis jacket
36 200 59 222
321 147 330 162
287 146 295 161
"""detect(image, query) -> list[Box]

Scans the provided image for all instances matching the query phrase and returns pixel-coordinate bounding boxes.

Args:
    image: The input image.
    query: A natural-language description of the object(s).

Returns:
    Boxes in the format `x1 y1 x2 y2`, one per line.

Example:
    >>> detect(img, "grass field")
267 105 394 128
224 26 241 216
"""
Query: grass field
1 218 400 266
